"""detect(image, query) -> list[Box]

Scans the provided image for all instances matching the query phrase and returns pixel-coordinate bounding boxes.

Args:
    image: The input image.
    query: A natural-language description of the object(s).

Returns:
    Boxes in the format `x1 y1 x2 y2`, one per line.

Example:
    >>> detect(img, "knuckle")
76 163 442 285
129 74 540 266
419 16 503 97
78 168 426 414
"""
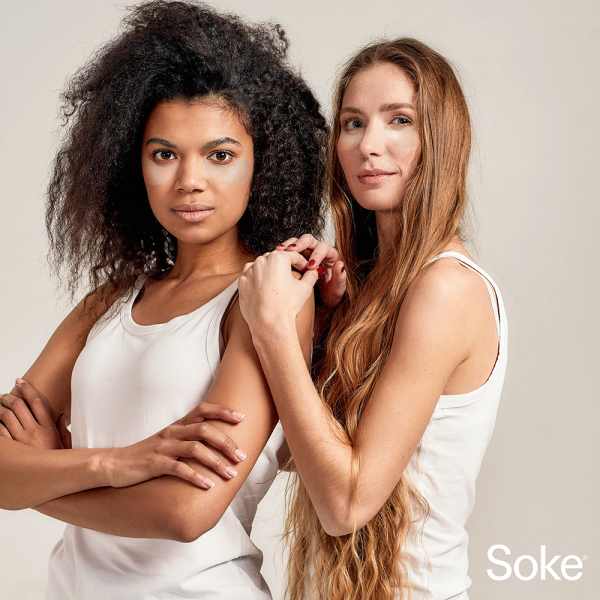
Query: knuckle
222 437 235 450
190 441 201 453
171 462 184 476
12 398 26 411
213 457 223 469
315 241 328 254
197 422 210 435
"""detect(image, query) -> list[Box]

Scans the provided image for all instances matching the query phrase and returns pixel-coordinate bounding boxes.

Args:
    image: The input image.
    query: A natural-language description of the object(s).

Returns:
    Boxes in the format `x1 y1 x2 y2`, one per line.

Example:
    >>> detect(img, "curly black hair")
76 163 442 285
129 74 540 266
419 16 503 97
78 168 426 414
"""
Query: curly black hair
47 0 327 300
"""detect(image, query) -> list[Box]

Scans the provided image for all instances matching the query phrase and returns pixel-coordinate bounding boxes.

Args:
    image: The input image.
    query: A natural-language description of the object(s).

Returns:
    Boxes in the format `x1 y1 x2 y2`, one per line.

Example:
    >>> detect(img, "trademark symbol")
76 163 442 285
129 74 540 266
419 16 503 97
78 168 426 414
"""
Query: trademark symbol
582 556 588 561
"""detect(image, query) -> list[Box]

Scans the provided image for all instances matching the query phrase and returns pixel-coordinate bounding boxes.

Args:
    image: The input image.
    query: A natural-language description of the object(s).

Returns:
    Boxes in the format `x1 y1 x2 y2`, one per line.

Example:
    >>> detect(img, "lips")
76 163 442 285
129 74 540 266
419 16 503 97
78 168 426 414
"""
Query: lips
357 168 396 185
171 203 213 212
171 203 214 223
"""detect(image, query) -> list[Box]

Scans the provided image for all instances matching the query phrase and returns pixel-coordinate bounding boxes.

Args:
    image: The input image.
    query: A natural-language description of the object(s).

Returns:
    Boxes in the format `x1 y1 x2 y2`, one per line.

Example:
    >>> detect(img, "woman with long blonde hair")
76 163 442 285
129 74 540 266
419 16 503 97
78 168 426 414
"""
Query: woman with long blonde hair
239 38 507 599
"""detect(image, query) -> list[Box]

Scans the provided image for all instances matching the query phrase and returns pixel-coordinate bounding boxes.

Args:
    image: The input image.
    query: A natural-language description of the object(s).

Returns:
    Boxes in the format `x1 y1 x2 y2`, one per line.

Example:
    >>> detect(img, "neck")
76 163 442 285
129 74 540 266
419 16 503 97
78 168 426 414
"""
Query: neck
375 210 399 256
374 211 466 261
168 226 252 282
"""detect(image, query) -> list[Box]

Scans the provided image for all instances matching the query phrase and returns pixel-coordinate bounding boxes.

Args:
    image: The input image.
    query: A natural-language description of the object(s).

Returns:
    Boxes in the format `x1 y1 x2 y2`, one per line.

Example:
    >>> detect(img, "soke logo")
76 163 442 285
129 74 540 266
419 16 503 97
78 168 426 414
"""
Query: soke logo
487 545 586 581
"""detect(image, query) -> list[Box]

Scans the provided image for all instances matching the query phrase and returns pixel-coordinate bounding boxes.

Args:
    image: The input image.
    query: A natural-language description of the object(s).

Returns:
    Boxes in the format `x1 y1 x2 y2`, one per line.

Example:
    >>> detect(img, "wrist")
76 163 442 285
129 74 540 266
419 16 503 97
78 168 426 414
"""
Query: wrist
90 449 114 487
251 317 298 356
250 313 297 343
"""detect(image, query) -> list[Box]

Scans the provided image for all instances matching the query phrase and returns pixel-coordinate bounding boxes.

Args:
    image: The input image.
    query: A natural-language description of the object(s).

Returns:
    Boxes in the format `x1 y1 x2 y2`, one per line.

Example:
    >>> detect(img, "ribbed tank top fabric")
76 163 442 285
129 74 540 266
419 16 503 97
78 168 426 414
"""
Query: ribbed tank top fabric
46 278 284 600
401 251 508 600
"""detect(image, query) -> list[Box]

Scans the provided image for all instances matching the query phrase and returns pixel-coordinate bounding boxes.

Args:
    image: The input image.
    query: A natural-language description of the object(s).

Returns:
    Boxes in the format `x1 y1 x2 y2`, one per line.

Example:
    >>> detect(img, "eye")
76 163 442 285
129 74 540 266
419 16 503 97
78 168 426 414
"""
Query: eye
391 115 412 126
207 150 234 164
343 118 365 131
152 149 177 162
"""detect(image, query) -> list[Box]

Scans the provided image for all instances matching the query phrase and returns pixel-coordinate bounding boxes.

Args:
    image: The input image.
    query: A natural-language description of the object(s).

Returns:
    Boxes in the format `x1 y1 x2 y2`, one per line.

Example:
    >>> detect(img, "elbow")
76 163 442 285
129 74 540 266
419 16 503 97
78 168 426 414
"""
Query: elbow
321 519 353 538
0 503 26 512
317 500 374 538
0 497 33 512
321 516 368 538
168 508 220 544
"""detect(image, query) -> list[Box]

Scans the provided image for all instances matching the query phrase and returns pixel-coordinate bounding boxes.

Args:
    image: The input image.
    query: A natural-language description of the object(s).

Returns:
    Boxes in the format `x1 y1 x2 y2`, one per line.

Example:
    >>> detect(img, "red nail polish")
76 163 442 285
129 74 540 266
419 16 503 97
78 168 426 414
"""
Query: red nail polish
317 266 324 277
341 265 346 273
289 244 297 248
308 260 315 268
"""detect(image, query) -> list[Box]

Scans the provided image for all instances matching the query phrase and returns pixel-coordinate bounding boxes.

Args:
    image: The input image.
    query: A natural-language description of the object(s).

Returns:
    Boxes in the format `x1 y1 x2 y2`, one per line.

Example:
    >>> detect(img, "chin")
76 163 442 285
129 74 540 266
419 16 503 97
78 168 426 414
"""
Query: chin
351 189 404 212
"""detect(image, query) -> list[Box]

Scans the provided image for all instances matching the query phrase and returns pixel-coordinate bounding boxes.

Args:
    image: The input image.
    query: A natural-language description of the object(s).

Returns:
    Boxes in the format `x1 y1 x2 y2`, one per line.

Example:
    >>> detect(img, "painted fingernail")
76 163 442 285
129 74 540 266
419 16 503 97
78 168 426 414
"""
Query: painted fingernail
341 265 346 274
225 467 238 478
235 449 247 461
317 266 324 277
232 411 245 420
276 244 284 249
204 477 216 488
15 378 24 385
289 244 297 248
308 260 316 268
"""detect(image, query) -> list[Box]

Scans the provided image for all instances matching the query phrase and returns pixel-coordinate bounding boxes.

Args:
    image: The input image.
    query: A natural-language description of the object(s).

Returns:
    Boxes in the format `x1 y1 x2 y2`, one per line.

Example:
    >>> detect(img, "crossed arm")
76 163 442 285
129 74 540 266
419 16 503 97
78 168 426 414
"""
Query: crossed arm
0 291 314 541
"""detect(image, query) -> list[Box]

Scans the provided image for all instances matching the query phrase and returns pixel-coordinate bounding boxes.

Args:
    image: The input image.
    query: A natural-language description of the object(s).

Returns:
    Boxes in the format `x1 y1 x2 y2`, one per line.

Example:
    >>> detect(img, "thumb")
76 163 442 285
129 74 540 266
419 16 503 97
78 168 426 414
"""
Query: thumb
321 261 347 309
58 415 72 449
301 264 321 288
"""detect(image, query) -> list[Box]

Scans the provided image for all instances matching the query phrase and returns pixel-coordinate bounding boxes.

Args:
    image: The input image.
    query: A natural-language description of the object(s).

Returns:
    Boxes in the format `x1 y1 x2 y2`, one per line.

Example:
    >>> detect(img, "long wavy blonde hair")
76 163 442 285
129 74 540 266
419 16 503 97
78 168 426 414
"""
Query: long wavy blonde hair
284 38 472 600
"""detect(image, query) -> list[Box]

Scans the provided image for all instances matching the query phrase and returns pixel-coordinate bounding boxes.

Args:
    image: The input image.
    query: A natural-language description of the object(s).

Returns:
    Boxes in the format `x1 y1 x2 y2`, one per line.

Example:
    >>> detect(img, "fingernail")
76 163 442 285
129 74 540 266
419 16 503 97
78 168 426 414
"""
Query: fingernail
289 244 296 248
235 449 247 461
15 378 24 385
317 266 324 277
204 477 216 488
276 244 284 249
341 265 346 274
232 411 245 420
225 467 238 478
308 260 316 268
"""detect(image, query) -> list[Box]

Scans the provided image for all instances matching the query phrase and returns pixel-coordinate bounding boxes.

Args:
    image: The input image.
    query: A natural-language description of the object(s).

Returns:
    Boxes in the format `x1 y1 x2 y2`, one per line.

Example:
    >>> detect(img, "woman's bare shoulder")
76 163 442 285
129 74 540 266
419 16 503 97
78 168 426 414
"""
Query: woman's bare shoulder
406 255 490 315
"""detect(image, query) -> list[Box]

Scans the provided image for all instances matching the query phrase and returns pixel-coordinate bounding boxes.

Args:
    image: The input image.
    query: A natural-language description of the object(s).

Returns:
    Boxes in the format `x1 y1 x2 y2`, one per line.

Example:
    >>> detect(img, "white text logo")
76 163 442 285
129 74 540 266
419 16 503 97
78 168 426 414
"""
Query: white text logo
487 545 585 581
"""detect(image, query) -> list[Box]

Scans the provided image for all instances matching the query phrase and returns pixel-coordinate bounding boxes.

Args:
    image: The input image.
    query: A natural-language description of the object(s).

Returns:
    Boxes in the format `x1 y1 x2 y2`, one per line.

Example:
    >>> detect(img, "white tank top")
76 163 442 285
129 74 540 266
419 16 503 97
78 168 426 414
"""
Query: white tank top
403 251 508 600
46 278 285 600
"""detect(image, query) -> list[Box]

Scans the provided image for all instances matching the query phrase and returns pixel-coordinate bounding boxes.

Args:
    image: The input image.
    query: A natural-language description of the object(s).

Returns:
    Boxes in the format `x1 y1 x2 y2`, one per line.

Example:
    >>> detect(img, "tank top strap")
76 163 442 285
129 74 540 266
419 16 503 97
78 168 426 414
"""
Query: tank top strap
425 251 501 338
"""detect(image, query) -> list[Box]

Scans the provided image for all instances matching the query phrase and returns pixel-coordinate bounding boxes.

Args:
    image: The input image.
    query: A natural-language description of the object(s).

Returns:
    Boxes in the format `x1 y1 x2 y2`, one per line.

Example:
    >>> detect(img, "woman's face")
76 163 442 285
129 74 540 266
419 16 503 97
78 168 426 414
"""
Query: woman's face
141 99 254 247
337 62 420 212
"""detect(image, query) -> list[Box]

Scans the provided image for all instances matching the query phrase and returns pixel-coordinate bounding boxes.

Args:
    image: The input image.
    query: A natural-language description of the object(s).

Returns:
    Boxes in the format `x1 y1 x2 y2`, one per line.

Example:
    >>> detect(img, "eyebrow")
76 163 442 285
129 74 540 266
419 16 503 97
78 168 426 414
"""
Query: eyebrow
203 137 242 150
144 136 242 149
340 102 415 116
145 137 177 148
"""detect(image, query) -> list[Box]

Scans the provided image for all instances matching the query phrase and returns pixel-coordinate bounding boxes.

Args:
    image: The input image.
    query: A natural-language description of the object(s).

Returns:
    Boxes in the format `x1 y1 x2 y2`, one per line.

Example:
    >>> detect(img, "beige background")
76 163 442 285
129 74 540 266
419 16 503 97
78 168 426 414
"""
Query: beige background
1 1 598 598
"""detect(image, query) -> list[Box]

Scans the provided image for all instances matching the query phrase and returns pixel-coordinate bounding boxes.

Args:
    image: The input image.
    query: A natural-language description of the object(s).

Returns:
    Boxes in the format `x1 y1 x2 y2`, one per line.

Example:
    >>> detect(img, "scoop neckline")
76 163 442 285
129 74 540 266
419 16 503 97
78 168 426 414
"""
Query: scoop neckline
121 278 239 337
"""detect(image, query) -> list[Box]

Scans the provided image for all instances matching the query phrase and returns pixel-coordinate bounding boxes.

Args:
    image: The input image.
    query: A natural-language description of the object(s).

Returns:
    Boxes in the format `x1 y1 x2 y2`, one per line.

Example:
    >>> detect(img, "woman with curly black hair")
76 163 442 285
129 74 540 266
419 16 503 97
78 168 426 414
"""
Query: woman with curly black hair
0 1 326 598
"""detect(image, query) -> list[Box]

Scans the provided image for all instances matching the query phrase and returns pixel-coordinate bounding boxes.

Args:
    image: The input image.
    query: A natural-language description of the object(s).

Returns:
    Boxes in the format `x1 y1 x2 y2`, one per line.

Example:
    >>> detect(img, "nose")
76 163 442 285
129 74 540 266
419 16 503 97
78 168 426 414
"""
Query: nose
357 121 386 159
175 156 209 193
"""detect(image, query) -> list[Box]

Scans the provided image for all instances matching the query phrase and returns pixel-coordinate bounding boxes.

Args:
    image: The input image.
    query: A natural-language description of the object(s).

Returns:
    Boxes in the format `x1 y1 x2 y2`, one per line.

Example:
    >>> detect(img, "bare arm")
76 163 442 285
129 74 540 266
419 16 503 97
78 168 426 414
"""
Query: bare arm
0 292 252 510
240 252 495 536
0 298 112 509
34 296 314 542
